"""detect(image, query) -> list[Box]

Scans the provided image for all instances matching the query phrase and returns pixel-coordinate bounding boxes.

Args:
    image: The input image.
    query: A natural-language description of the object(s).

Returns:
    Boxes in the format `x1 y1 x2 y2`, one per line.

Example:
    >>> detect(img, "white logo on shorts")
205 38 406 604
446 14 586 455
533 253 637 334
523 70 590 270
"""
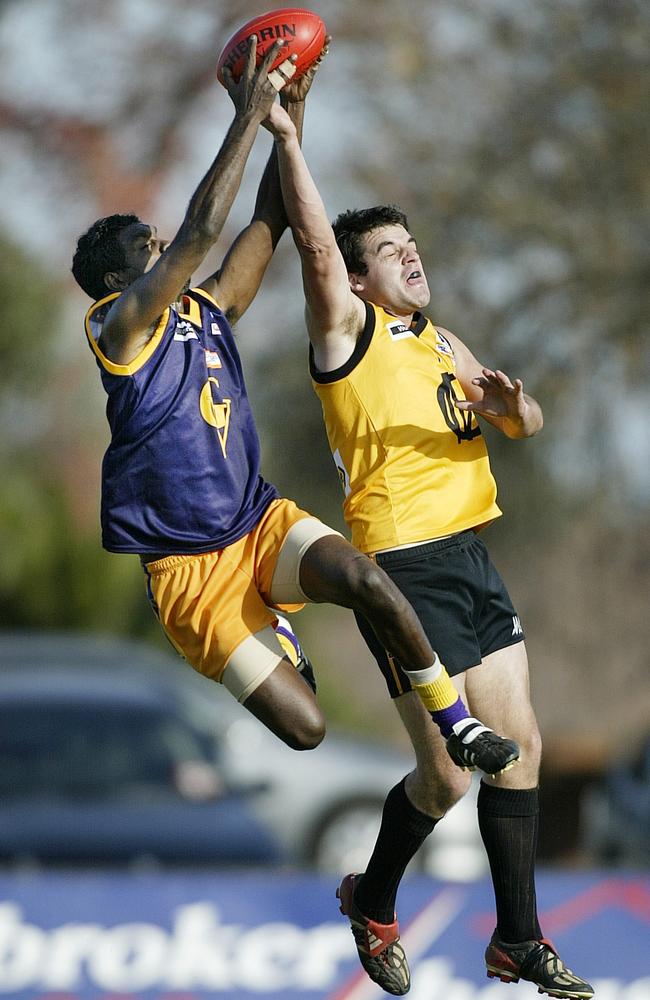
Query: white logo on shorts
511 615 523 636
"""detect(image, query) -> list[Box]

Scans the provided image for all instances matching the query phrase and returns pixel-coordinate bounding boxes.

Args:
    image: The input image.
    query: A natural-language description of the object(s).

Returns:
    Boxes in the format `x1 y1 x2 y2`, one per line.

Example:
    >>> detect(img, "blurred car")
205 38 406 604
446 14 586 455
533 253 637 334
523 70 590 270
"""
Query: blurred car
579 732 650 867
0 643 281 867
0 631 487 879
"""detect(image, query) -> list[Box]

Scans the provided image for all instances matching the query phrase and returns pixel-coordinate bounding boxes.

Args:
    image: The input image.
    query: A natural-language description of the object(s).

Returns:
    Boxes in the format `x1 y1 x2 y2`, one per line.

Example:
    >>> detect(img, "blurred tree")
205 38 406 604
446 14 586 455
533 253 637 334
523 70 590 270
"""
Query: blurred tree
0 235 157 637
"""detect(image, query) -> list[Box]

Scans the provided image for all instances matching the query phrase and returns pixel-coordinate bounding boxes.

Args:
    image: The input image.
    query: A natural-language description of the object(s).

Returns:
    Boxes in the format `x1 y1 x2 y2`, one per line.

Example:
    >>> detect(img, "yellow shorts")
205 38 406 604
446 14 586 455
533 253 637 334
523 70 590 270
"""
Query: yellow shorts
143 498 337 686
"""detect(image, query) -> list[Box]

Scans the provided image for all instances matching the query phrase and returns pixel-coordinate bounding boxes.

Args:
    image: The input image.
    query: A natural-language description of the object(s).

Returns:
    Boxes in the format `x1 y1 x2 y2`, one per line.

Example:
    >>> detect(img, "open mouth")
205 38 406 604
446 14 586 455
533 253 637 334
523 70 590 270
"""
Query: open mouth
406 270 423 286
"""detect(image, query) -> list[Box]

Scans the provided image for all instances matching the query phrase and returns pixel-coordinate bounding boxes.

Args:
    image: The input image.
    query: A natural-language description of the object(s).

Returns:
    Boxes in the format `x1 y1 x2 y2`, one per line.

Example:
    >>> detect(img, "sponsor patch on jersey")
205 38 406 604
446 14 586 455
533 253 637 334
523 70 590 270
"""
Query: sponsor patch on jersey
211 322 222 337
174 321 199 342
205 350 222 368
386 320 413 342
435 329 455 358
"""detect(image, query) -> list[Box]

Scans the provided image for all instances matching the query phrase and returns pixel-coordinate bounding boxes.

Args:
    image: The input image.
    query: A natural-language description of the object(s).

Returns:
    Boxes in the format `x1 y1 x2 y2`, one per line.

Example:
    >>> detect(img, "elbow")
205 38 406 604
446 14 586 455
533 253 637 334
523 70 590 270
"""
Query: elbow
293 231 333 263
177 220 217 254
293 231 321 255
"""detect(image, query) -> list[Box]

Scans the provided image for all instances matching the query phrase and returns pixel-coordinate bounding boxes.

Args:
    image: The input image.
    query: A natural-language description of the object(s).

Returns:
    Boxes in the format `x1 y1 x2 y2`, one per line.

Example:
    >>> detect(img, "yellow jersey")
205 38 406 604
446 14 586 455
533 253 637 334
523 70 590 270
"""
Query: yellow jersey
311 302 502 553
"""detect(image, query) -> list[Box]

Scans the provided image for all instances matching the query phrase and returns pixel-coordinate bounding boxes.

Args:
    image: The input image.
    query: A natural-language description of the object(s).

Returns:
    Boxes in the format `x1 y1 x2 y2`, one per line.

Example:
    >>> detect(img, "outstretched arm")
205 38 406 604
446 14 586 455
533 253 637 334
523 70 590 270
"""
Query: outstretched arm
265 100 366 371
201 48 328 325
443 327 543 438
101 38 283 365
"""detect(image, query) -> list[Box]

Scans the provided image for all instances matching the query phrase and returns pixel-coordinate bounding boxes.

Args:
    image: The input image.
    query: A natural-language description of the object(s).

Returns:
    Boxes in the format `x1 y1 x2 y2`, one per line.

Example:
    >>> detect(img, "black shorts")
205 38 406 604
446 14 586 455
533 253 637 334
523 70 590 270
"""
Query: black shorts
355 530 525 699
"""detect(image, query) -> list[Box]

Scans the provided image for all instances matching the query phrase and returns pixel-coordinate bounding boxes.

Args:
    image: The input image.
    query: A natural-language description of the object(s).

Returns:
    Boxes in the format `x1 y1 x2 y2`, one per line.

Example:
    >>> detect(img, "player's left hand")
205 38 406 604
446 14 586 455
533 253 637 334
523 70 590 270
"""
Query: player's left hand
281 36 330 103
222 37 290 119
455 368 528 422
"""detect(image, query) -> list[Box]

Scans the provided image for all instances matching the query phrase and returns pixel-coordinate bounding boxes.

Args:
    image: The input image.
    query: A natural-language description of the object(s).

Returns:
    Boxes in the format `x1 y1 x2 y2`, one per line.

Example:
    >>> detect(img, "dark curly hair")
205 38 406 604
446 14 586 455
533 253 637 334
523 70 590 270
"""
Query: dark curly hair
71 213 141 300
331 205 410 275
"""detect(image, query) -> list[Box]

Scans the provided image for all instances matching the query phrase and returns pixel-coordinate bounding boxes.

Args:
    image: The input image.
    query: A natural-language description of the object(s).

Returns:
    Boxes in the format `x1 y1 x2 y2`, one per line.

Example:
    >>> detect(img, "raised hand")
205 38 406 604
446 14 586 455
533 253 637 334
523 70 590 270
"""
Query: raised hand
456 368 542 437
456 368 527 420
221 37 291 121
281 36 331 104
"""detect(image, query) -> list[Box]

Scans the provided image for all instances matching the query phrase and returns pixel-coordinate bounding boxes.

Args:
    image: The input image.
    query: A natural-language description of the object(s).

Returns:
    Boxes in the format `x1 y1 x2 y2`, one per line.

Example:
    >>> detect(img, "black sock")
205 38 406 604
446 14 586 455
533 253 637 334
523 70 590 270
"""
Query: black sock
353 777 439 925
477 781 543 943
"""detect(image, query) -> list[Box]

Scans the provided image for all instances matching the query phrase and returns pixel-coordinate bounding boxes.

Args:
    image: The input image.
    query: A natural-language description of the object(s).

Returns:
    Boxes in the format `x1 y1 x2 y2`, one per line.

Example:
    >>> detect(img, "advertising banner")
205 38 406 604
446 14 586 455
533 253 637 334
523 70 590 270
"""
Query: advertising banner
0 871 648 999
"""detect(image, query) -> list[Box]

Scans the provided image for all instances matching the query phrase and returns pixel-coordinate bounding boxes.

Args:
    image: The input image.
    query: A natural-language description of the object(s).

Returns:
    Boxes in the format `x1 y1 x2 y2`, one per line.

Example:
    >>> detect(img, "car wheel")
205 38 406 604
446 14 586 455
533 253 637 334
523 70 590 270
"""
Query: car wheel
310 798 427 876
310 798 384 875
310 795 487 881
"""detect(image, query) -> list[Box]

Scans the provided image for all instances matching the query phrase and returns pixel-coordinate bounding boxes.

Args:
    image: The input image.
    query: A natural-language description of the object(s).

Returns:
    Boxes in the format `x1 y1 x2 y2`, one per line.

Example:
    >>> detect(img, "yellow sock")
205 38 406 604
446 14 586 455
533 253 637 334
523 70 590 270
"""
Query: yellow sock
411 668 459 712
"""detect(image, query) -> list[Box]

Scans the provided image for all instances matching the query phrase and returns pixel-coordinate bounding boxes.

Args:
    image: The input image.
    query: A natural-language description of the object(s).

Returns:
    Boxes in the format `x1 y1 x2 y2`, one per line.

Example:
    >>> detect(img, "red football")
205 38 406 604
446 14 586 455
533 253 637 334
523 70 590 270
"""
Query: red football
216 8 326 86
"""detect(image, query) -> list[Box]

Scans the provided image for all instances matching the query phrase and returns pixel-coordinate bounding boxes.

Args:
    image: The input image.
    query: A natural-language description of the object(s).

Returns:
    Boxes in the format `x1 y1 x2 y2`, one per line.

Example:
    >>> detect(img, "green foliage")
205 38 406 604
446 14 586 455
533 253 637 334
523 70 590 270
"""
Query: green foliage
0 466 147 632
0 238 59 389
0 235 157 637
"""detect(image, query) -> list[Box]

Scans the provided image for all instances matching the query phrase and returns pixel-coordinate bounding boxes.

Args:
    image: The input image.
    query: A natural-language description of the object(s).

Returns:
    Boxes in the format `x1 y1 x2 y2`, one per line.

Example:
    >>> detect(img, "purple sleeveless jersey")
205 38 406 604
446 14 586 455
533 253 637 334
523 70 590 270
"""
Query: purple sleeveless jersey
85 287 278 555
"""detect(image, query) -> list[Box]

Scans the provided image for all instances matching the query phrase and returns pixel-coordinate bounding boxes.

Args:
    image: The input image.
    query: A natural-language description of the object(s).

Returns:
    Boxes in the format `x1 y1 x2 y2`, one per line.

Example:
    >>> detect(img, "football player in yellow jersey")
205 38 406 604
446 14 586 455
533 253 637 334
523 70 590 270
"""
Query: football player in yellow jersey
268 98 593 999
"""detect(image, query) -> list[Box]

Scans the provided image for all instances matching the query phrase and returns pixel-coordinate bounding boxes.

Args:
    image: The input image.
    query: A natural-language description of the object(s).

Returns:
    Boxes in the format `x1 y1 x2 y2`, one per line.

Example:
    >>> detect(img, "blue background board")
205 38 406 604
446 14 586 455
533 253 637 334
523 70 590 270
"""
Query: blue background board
0 871 648 999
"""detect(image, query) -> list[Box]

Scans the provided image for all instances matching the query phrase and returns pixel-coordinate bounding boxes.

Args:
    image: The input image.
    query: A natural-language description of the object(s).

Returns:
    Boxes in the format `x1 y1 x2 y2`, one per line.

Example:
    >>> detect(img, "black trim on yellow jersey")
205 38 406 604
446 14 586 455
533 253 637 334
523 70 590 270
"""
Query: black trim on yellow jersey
410 312 427 337
309 302 429 383
309 301 376 383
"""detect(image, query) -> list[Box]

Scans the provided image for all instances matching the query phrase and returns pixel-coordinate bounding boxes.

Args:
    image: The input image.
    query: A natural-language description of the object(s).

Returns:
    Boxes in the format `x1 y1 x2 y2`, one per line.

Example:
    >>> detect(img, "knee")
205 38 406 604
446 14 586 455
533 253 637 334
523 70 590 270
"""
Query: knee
522 726 543 774
348 558 402 618
498 722 542 785
284 709 326 752
510 714 542 771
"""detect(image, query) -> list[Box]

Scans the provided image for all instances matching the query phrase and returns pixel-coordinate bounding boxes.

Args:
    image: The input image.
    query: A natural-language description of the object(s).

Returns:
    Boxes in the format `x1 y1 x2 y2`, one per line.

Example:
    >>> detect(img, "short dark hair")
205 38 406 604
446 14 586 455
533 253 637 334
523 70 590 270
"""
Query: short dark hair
71 213 141 300
332 205 410 274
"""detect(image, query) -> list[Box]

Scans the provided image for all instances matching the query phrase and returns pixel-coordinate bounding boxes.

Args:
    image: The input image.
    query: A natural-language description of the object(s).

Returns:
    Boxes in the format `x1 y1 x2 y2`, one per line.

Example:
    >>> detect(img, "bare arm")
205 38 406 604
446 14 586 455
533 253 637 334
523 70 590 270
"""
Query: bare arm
200 51 325 325
265 103 365 371
101 39 284 365
442 327 544 438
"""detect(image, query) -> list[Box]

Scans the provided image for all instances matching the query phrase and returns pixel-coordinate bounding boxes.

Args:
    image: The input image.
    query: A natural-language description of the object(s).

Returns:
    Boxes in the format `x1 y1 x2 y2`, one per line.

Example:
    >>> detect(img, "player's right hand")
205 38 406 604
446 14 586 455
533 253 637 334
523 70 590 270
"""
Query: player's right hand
222 37 294 121
281 35 331 104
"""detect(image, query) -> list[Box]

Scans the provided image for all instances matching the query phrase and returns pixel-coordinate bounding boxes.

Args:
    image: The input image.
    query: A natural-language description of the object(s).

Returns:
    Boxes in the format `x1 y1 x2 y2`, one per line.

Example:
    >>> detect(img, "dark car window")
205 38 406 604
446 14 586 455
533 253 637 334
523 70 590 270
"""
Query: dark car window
0 703 209 801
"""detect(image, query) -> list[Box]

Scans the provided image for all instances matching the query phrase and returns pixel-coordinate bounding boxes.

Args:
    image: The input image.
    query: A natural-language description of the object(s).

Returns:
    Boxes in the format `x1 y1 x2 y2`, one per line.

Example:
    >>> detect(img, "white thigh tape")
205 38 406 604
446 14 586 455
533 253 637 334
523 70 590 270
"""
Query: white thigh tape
222 626 283 704
270 518 342 604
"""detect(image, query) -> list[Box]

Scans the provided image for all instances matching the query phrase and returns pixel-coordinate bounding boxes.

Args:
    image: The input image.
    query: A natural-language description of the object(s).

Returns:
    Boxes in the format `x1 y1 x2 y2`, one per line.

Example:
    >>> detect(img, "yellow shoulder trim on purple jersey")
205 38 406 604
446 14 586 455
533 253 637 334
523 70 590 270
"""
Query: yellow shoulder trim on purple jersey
84 292 170 376
178 294 202 327
190 286 222 311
